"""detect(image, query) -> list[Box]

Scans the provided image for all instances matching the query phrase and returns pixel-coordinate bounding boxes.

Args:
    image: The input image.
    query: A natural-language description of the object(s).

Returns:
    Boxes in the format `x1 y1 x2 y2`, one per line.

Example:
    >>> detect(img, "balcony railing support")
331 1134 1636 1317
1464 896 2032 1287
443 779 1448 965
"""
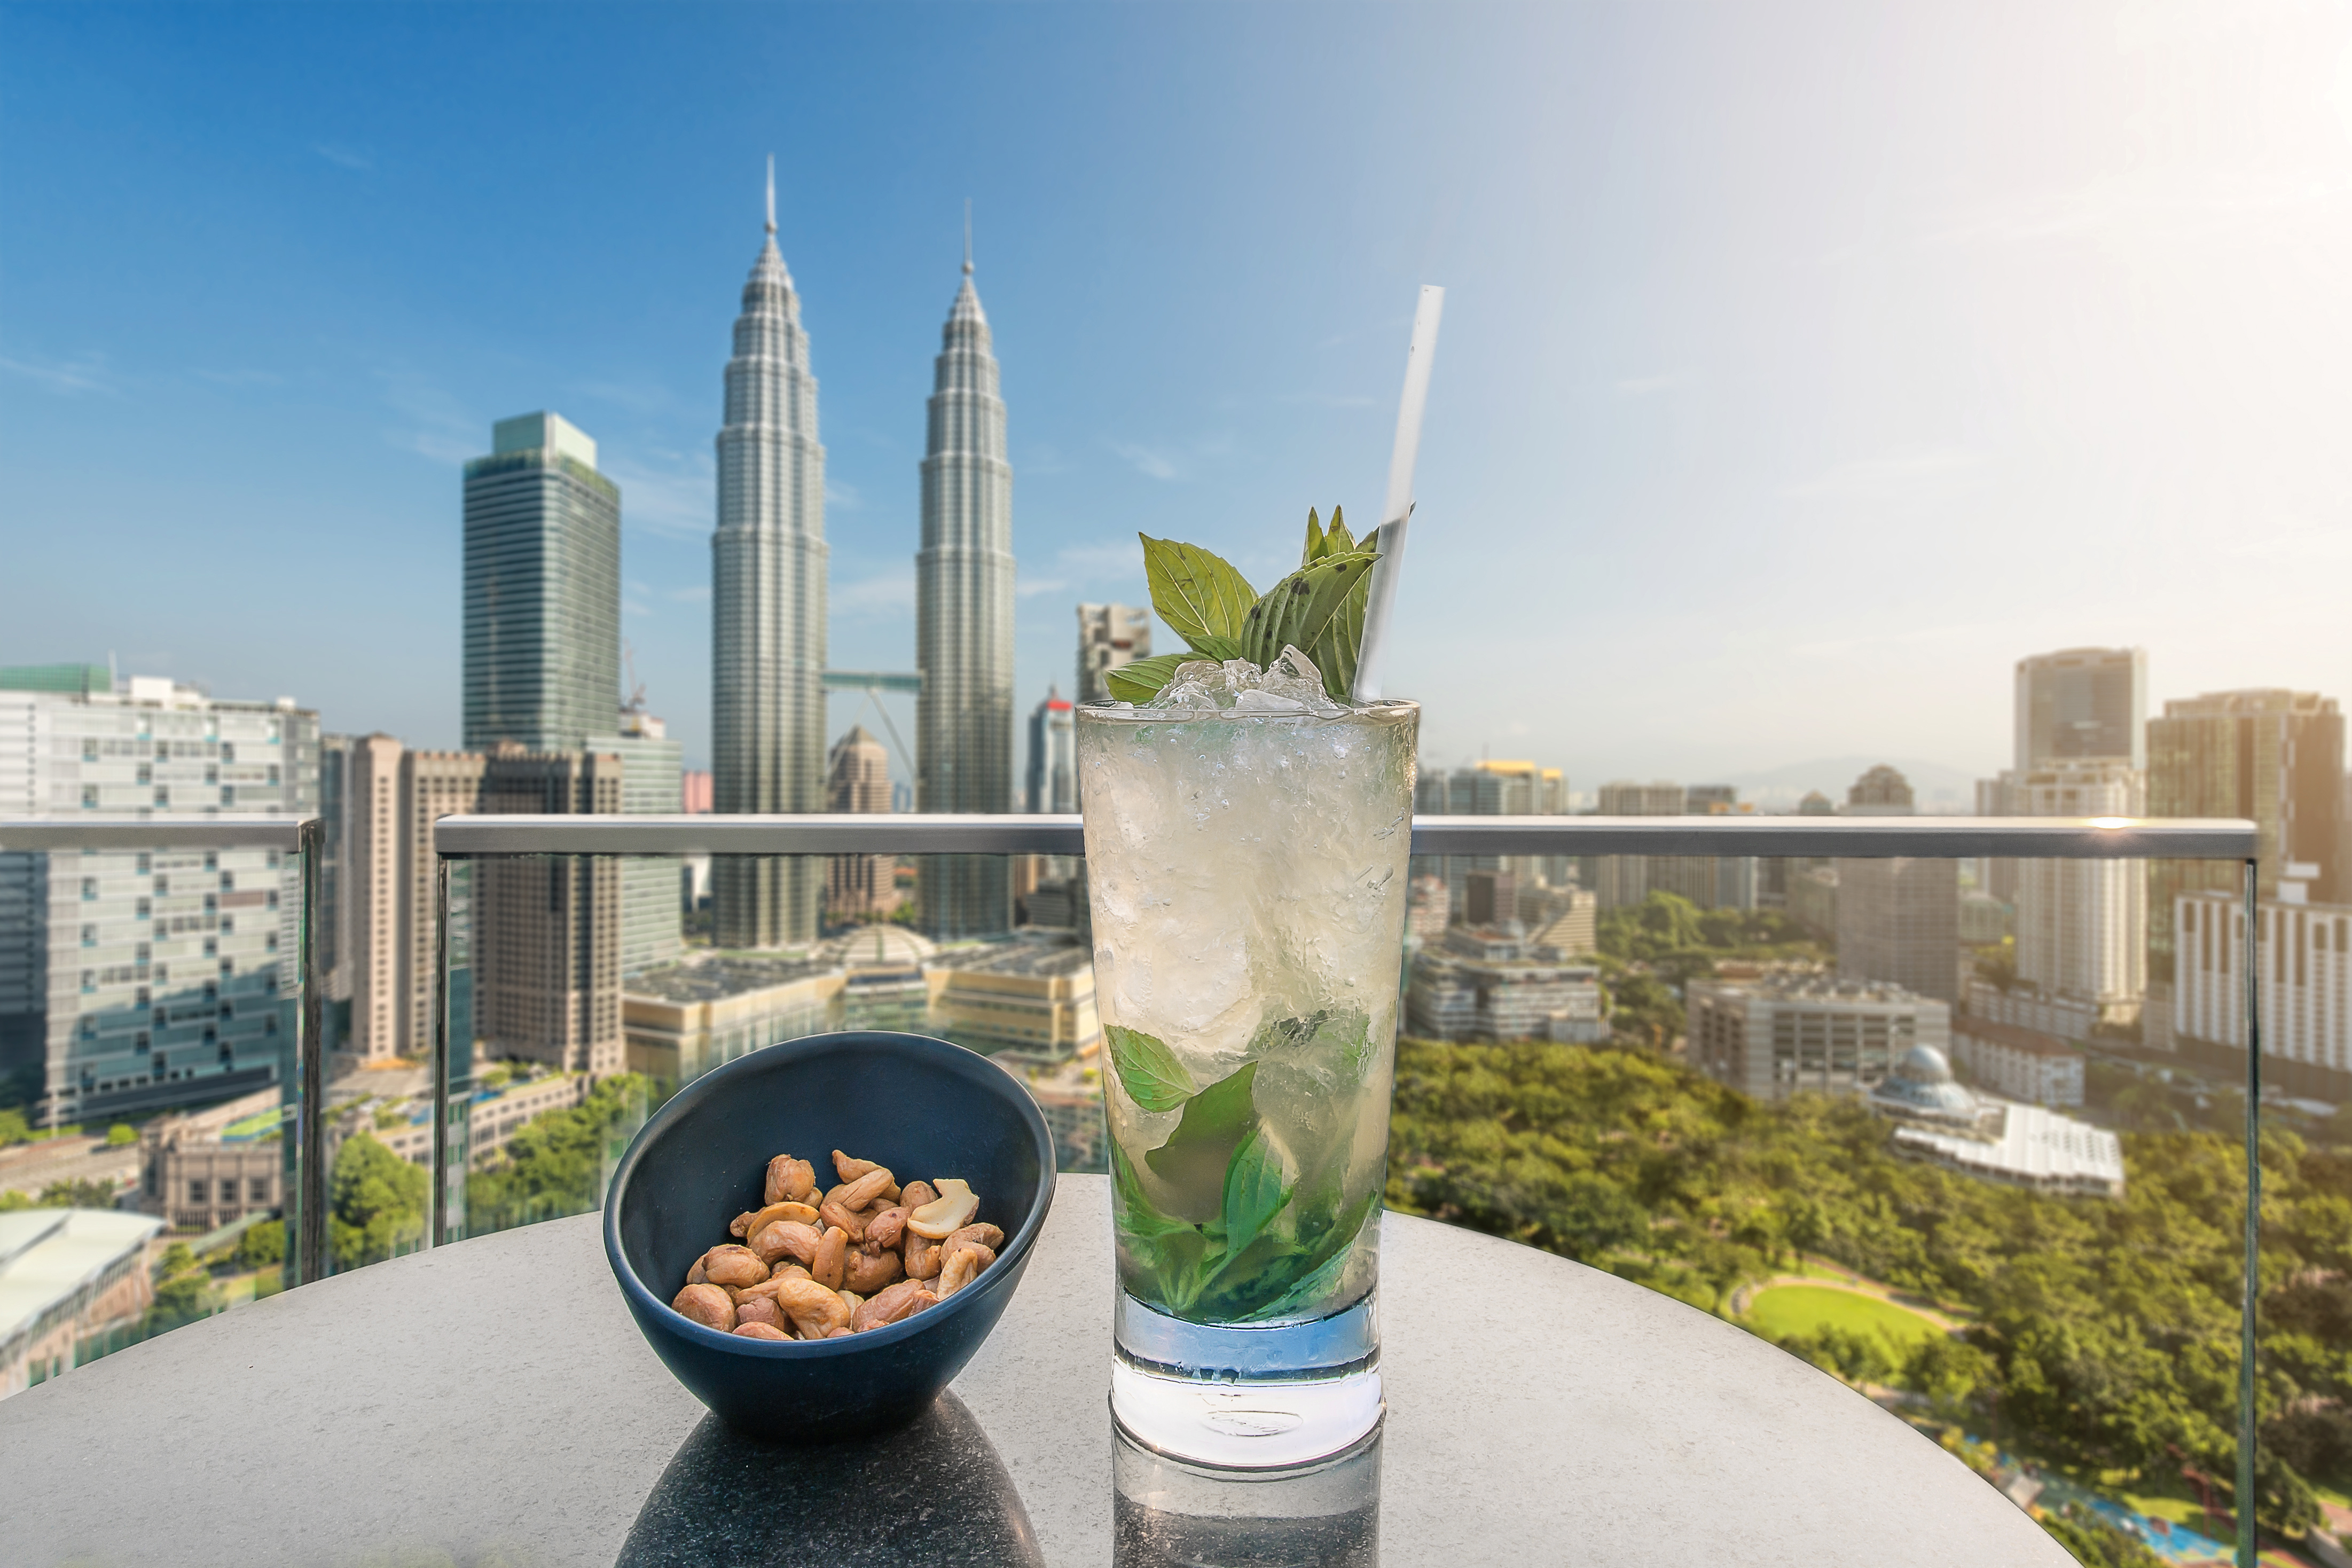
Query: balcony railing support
430 855 452 1251
294 817 328 1287
2239 856 2261 1568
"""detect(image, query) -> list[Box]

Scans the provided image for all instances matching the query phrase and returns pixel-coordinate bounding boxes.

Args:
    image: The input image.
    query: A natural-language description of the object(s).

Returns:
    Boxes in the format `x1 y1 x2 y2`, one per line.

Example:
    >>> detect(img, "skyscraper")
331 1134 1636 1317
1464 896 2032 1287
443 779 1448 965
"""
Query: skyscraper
1834 766 1959 1003
914 244 1015 940
1026 688 1075 816
826 725 896 922
2015 761 2146 1023
462 412 621 753
712 166 829 948
2015 648 2146 774
1077 605 1151 703
2146 689 2345 976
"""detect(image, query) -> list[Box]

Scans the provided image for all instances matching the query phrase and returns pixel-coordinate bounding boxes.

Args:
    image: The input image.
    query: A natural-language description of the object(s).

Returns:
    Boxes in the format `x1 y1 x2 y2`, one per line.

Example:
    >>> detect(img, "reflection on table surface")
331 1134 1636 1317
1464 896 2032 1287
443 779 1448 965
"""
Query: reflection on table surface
617 1391 1046 1567
1113 1420 1382 1568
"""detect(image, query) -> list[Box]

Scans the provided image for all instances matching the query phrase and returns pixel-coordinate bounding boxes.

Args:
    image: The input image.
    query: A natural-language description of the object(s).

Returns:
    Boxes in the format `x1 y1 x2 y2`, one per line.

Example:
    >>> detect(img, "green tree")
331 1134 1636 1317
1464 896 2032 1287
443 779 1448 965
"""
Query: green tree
36 1177 116 1209
105 1123 137 1147
0 1107 28 1146
158 1241 196 1275
330 1132 428 1271
464 1073 648 1236
144 1271 217 1335
236 1218 286 1272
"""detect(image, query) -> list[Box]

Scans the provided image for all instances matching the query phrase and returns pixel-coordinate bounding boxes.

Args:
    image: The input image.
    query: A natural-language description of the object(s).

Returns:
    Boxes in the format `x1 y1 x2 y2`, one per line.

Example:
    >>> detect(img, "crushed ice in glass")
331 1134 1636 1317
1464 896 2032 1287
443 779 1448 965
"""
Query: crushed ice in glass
1148 645 1348 718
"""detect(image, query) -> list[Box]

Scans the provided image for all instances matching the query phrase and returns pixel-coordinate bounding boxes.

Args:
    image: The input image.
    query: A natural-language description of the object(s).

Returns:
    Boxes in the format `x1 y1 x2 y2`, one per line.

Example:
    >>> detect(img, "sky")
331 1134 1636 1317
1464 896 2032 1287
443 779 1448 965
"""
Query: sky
5 2 2352 809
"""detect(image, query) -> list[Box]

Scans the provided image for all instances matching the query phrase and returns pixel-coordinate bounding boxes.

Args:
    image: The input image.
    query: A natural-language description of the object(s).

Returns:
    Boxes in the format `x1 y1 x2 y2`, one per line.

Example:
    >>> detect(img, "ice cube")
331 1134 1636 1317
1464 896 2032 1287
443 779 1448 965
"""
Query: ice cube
1260 646 1346 717
1145 647 1346 717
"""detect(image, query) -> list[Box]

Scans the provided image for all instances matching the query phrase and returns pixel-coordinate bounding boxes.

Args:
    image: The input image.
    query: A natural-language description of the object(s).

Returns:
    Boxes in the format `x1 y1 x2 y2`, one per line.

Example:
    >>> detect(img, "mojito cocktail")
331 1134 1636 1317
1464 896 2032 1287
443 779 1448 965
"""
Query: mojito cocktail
1079 649 1416 1468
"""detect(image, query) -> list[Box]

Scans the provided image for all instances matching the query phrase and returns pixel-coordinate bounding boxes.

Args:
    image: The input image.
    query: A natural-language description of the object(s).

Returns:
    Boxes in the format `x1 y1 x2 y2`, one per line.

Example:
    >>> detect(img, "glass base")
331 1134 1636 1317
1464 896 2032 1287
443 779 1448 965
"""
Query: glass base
1111 1290 1384 1469
1112 1414 1382 1566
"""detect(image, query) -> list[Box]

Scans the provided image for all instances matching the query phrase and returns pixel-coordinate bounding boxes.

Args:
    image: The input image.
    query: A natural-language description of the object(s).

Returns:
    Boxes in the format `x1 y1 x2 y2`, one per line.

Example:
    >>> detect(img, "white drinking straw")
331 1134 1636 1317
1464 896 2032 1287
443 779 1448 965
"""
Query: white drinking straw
1351 284 1445 702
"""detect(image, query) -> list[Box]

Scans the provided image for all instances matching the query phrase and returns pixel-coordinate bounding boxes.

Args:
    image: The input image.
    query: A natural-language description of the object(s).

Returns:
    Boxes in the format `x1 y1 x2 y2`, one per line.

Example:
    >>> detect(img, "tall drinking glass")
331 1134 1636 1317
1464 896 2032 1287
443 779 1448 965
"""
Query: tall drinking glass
1077 678 1417 1469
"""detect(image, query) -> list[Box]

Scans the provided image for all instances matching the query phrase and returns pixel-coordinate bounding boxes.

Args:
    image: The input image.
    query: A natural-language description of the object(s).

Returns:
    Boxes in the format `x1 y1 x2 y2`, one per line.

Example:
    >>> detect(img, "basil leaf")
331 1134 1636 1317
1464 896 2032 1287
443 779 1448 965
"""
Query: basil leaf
1220 1127 1291 1259
1301 507 1327 566
1102 654 1193 704
1249 1008 1371 1079
1308 559 1373 705
1145 1061 1259 1218
1185 633 1246 662
1242 1187 1381 1321
1109 1139 1196 1241
1107 1025 1196 1113
1140 535 1257 647
1322 505 1356 557
1238 552 1378 694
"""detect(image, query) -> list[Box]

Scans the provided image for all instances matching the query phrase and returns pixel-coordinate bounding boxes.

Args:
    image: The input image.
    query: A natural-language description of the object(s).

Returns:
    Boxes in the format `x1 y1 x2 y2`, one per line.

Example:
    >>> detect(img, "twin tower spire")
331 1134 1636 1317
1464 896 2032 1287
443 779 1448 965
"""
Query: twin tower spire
711 162 1015 948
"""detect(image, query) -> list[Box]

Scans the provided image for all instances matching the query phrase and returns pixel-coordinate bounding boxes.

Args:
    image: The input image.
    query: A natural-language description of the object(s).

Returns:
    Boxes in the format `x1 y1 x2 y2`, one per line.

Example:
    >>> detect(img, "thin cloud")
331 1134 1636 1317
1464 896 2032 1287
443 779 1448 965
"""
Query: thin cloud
834 567 915 617
666 585 711 604
604 453 712 539
1 351 119 396
624 599 653 618
377 370 479 465
314 143 373 171
1110 442 1179 482
826 480 864 512
1016 576 1069 599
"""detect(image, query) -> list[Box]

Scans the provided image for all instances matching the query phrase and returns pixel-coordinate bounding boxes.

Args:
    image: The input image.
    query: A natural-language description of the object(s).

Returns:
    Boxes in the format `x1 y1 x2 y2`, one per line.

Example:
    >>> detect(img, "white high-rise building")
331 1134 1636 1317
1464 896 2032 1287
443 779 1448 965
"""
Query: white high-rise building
2015 761 2146 1023
2174 891 2352 1095
915 244 1015 940
583 709 684 978
711 164 828 948
0 678 318 1127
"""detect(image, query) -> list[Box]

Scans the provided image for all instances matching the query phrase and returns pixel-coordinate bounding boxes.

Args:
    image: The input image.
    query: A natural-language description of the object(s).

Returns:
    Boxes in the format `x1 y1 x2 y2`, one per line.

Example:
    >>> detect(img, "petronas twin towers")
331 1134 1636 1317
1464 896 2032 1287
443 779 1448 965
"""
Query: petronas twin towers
712 170 1013 948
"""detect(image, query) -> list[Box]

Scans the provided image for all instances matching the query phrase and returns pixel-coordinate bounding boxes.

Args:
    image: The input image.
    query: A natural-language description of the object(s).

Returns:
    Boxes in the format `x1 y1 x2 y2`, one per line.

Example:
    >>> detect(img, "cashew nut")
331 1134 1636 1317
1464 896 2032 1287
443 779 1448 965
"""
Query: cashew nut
904 1230 943 1281
936 1240 996 1299
819 1198 869 1243
813 1225 849 1292
736 1201 819 1240
749 1220 823 1268
852 1279 939 1332
734 1294 784 1331
774 1276 851 1340
699 1245 770 1289
864 1206 908 1251
845 1246 904 1296
732 1321 790 1340
907 1179 979 1240
898 1180 939 1213
672 1282 736 1332
765 1155 817 1205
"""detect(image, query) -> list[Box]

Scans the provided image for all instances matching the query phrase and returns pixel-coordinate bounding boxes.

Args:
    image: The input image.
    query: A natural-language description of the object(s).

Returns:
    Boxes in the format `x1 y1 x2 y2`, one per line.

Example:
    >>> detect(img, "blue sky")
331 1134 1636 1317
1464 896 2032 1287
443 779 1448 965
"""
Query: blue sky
6 2 2352 806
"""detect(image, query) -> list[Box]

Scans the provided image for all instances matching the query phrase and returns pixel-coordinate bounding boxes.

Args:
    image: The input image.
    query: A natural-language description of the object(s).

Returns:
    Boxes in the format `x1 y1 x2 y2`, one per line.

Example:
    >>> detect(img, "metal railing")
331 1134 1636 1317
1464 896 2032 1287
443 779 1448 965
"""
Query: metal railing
0 816 329 1287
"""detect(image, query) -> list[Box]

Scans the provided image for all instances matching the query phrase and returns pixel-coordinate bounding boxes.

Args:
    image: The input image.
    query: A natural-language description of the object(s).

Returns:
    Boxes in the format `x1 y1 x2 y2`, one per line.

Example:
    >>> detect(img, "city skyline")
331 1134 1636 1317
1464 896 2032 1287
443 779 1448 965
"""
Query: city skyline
9 7 2350 792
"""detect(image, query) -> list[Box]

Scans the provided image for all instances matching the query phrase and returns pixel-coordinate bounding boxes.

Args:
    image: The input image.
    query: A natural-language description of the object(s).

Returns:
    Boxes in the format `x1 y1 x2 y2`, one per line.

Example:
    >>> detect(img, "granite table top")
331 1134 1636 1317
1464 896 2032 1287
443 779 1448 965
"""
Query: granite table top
0 1173 2064 1566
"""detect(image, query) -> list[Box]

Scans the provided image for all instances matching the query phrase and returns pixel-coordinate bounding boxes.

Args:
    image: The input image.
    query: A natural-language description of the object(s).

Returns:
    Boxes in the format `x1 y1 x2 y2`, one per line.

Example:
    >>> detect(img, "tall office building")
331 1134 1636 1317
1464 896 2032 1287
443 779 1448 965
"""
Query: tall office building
713 171 829 948
346 738 487 1068
583 708 685 979
1026 688 1076 816
0 676 317 1127
1595 780 1687 910
462 412 621 753
914 250 1015 940
2015 648 2147 774
1834 767 1959 1003
2015 762 2146 1024
826 726 897 922
2146 689 2344 977
475 746 624 1075
1077 605 1151 703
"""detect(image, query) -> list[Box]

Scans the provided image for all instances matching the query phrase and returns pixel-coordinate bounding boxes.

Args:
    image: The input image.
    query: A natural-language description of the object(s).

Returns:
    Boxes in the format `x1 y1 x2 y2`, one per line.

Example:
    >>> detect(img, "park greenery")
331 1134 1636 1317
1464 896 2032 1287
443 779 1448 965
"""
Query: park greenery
1383 1034 2338 1542
0 1175 118 1212
1588 891 1828 1048
462 1071 649 1236
330 1131 428 1271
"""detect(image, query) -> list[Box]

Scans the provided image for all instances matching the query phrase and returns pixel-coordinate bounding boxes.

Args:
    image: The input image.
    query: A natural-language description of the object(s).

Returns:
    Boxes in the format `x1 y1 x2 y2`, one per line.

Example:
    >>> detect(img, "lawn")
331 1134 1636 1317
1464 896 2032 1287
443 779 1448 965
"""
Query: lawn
1744 1285 1943 1352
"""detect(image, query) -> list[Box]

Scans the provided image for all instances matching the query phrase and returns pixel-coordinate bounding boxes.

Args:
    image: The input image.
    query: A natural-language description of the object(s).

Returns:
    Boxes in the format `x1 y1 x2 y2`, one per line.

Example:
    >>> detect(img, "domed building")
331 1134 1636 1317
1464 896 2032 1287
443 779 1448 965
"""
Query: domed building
1868 1044 1998 1135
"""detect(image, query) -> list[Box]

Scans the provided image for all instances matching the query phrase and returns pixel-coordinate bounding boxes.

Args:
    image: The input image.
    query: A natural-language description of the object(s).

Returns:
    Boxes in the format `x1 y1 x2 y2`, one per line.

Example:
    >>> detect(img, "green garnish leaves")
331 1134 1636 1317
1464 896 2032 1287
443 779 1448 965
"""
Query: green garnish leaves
1238 552 1378 696
1107 1025 1196 1112
1140 535 1257 649
1301 505 1358 565
1102 654 1192 704
1145 1060 1259 1208
1248 1008 1374 1081
1220 1127 1291 1259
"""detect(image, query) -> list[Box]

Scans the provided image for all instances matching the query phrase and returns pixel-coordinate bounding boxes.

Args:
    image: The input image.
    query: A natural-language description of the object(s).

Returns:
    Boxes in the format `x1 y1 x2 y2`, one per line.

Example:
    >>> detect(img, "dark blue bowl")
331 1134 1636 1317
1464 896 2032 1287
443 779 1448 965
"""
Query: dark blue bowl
603 1030 1057 1441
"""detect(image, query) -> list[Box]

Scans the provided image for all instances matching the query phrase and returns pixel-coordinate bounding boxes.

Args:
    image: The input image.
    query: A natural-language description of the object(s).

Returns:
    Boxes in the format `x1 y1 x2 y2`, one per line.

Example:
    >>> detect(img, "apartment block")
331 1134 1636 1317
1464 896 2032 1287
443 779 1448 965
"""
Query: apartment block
1077 605 1151 704
1406 927 1604 1042
1949 1017 2085 1108
2174 890 2352 1100
825 725 897 922
2015 761 2146 1024
475 747 624 1076
0 677 317 1126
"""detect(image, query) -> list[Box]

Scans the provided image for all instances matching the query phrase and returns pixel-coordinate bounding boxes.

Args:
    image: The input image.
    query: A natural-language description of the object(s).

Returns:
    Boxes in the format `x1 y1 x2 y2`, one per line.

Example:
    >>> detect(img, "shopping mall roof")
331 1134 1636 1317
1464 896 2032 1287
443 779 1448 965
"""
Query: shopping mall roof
1893 1101 2126 1198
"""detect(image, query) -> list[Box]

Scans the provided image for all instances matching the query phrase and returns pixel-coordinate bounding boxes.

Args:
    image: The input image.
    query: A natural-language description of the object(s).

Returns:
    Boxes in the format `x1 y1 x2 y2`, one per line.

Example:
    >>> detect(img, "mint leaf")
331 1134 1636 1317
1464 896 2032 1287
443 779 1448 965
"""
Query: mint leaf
1308 556 1373 704
1107 1025 1195 1113
1242 1187 1380 1322
1140 535 1257 647
1249 1008 1373 1080
1220 1128 1291 1259
1186 633 1246 662
1301 505 1357 565
1145 1060 1259 1219
1103 654 1193 704
1238 552 1378 696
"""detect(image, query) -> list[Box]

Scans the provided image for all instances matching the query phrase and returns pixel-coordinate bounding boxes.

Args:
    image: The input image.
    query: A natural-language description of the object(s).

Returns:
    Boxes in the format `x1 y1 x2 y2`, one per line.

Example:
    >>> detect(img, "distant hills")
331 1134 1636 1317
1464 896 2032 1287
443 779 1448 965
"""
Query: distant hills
1715 756 1986 812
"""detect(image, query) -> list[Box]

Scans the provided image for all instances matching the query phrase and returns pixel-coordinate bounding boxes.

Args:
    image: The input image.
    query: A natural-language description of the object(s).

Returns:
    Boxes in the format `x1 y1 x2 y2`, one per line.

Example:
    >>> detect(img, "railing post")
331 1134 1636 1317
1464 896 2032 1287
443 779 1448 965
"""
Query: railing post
2238 857 2260 1568
430 853 451 1250
295 816 328 1287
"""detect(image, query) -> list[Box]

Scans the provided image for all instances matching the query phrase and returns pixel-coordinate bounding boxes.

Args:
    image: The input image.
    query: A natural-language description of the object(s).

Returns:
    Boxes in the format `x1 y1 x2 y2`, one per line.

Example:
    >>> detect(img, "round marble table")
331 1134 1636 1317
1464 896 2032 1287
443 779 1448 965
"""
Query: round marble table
0 1175 2065 1566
